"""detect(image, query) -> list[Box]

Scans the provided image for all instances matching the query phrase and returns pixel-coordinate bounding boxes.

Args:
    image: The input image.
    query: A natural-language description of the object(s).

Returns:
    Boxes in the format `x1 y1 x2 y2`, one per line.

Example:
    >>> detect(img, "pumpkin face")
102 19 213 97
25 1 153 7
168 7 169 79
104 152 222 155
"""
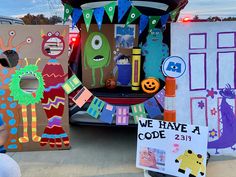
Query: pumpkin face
141 78 160 94
105 78 117 89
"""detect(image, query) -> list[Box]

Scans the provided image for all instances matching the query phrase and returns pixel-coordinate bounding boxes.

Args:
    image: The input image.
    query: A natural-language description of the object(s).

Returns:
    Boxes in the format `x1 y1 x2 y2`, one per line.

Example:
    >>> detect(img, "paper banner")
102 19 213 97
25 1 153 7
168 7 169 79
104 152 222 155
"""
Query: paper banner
72 8 82 29
161 14 170 27
131 104 147 124
126 6 141 26
116 106 130 125
72 87 93 108
64 3 73 23
104 1 116 23
62 75 82 94
144 97 161 119
154 88 165 109
170 8 179 21
139 15 149 35
100 104 116 124
94 7 105 30
149 16 161 31
87 97 105 119
118 0 131 23
83 9 94 31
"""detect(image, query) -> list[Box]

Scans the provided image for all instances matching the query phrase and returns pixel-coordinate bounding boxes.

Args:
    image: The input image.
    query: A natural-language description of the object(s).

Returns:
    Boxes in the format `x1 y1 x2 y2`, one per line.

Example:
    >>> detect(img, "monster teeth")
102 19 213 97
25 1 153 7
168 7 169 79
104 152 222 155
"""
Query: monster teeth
93 57 104 61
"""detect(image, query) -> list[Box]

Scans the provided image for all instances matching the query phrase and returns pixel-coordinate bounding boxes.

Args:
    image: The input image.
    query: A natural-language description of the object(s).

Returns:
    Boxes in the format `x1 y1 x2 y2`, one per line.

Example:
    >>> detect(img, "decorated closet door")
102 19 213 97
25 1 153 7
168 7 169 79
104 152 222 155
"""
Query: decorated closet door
172 22 236 155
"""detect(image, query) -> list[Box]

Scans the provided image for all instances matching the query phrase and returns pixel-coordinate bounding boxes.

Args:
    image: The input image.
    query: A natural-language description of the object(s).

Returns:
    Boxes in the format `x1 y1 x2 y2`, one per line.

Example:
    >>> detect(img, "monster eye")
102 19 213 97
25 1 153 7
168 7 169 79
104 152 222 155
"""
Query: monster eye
26 37 32 44
91 35 103 50
9 30 15 36
55 31 60 36
47 32 52 37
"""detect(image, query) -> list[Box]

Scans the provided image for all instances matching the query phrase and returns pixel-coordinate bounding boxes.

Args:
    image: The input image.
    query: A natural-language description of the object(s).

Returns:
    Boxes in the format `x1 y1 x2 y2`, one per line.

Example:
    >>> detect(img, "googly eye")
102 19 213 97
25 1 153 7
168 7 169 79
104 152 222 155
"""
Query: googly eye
131 13 135 19
26 37 32 44
9 30 15 36
47 32 52 37
91 35 103 50
55 31 60 36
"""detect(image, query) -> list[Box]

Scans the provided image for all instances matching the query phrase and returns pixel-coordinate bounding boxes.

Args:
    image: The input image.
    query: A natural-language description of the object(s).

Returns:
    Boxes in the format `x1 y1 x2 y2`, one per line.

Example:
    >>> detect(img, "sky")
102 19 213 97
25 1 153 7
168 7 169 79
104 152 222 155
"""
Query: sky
0 0 235 18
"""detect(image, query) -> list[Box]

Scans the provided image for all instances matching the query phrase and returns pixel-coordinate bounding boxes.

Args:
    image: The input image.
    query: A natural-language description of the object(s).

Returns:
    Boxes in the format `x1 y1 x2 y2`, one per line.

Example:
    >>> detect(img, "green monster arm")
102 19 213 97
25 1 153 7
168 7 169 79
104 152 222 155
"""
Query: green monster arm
106 48 111 67
84 52 87 70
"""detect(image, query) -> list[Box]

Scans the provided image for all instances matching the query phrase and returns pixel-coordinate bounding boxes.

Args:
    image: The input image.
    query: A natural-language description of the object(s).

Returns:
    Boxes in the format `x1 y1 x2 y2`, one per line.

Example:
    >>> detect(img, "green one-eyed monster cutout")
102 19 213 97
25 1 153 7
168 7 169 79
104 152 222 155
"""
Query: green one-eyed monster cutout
84 32 111 87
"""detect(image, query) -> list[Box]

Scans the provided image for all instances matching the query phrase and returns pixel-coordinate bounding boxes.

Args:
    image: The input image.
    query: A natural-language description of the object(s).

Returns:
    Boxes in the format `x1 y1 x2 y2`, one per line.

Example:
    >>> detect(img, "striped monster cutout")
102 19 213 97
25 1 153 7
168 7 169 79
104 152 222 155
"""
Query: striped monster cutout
0 30 32 150
40 30 70 148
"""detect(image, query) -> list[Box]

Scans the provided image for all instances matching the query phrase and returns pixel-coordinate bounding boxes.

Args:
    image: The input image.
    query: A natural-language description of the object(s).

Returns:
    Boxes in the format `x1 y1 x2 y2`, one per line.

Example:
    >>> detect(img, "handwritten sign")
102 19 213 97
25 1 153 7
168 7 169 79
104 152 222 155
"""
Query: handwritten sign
136 118 208 177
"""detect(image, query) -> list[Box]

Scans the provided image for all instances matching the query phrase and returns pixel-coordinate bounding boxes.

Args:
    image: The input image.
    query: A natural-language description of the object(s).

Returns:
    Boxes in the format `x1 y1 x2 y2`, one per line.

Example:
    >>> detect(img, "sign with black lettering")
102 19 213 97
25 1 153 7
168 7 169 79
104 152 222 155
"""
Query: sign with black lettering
136 118 208 177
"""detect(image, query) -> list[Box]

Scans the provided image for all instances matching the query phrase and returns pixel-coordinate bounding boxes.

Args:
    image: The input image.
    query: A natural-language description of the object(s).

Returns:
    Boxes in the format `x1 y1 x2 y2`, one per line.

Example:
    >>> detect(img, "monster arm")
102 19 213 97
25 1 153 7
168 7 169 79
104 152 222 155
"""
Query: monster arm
84 53 87 70
106 48 111 67
175 154 183 163
162 44 169 59
200 163 206 175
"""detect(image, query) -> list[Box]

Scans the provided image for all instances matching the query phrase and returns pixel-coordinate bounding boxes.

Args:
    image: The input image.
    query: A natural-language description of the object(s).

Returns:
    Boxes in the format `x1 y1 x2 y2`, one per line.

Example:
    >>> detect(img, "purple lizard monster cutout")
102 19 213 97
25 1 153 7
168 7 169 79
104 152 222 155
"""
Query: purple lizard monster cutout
208 84 236 154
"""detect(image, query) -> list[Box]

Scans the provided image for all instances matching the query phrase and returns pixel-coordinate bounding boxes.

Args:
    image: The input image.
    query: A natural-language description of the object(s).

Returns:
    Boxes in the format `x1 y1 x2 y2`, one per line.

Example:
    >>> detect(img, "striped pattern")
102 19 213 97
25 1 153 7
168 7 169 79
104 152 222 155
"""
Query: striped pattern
19 105 29 143
42 96 65 110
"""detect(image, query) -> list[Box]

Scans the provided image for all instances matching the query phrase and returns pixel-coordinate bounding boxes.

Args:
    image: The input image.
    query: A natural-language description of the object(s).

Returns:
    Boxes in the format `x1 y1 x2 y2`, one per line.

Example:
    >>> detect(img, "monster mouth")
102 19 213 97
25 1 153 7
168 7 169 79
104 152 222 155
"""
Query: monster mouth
43 37 64 56
152 38 158 42
93 55 104 61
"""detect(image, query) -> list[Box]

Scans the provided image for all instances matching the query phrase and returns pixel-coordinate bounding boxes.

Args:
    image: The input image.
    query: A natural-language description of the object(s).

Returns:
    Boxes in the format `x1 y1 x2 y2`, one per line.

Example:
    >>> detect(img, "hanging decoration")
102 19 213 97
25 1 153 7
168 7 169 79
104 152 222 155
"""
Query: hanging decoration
83 9 94 31
63 0 181 34
94 7 105 30
104 1 116 23
72 8 82 29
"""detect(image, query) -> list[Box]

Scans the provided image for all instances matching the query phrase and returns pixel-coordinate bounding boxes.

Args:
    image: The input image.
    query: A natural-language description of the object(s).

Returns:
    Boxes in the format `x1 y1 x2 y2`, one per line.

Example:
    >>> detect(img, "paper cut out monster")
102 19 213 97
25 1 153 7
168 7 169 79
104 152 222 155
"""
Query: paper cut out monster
140 28 169 81
175 150 205 177
10 58 45 143
208 84 236 154
84 32 111 87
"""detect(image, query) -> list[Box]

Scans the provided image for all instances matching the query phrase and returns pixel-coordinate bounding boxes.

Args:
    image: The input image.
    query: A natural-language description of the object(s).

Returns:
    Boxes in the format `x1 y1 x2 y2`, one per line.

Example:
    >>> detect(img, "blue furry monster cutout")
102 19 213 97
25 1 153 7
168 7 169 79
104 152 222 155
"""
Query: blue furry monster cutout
140 28 169 81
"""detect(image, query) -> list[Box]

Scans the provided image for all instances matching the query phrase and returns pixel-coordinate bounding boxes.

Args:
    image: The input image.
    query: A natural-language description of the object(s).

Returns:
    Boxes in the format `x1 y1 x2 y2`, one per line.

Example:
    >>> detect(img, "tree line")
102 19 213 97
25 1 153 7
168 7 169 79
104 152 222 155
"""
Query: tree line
20 14 63 25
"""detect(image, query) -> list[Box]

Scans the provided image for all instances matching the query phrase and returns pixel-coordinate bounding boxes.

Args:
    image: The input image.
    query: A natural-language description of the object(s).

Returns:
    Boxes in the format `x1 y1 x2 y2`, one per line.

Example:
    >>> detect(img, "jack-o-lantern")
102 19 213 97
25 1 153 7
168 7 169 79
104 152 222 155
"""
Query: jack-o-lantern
141 78 160 94
105 77 117 89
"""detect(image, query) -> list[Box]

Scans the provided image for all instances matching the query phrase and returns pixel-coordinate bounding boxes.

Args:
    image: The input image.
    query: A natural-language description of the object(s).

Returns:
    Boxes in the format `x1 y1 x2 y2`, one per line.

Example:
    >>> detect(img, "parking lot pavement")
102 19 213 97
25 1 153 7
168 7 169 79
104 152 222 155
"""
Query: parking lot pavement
9 125 144 177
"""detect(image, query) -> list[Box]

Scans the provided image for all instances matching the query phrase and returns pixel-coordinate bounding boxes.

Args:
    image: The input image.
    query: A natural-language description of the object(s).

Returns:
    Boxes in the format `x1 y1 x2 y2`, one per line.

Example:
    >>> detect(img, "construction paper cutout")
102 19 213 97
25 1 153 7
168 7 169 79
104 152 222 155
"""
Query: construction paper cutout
100 103 115 124
87 97 105 119
72 87 93 108
162 56 186 78
83 9 94 32
104 1 116 23
154 88 165 109
94 7 105 30
72 8 82 29
9 59 45 106
40 58 69 148
189 33 207 49
139 15 149 35
161 14 170 27
218 32 235 48
131 104 147 124
84 32 111 86
62 75 82 94
170 8 179 21
144 97 161 118
126 6 141 26
140 28 169 81
149 16 161 31
118 0 131 22
41 30 65 58
115 55 132 85
141 78 160 94
116 106 129 125
64 3 73 23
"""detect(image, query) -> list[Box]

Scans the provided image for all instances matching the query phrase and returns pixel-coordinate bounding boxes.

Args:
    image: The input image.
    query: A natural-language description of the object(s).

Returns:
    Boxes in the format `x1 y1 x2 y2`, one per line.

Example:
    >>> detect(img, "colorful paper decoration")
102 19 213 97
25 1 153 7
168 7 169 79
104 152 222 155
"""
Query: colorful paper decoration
116 106 130 125
62 75 82 94
104 1 116 23
161 14 170 27
94 7 105 30
118 0 131 22
154 88 165 109
87 97 105 119
72 87 93 108
170 8 180 21
100 104 116 124
83 9 94 31
63 3 73 23
72 8 82 29
131 104 147 124
149 16 161 31
139 15 149 35
144 97 162 119
126 6 141 26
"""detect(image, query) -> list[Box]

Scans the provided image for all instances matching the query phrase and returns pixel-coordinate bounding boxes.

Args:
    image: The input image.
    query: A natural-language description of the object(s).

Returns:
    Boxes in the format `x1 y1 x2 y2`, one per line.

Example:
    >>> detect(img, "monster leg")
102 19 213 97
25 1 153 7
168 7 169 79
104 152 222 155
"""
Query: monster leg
91 68 96 87
100 67 104 86
231 146 236 151
31 104 41 142
19 105 29 143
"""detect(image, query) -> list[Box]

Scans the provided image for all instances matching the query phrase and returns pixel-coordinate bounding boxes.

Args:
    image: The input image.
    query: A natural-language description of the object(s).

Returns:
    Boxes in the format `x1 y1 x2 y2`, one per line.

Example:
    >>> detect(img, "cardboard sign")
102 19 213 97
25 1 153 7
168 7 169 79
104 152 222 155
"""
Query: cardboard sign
136 118 208 177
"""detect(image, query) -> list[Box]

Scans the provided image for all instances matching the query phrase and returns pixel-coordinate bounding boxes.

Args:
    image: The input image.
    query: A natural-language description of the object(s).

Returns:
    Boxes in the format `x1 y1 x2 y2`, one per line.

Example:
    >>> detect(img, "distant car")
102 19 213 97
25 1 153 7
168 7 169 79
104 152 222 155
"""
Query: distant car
0 16 24 25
